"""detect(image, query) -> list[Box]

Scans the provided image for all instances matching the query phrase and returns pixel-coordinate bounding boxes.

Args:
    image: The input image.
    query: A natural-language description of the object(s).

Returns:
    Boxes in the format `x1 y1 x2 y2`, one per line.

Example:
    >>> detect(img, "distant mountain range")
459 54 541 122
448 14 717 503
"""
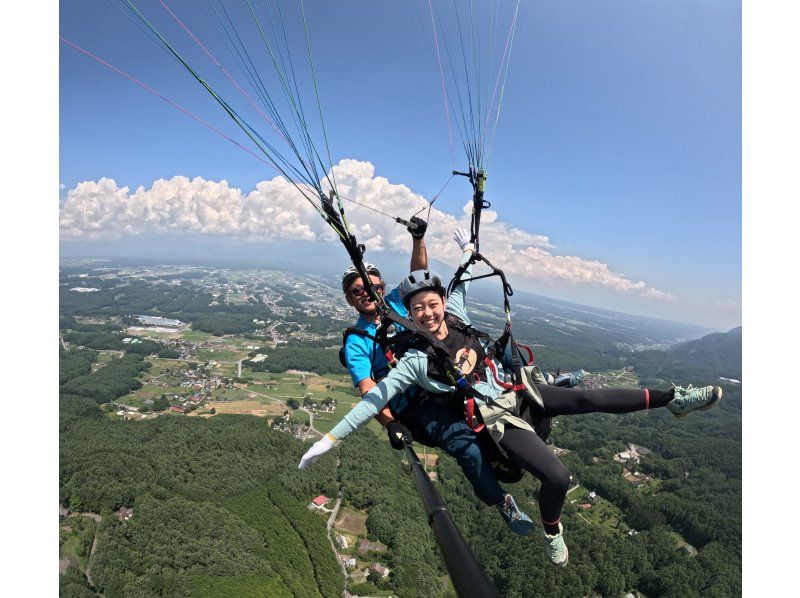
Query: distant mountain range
627 326 742 384
469 285 711 349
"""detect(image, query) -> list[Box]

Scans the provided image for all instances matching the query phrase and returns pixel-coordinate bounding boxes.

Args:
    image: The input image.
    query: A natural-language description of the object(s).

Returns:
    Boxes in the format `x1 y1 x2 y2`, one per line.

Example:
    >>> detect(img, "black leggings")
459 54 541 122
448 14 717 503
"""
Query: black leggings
497 385 672 532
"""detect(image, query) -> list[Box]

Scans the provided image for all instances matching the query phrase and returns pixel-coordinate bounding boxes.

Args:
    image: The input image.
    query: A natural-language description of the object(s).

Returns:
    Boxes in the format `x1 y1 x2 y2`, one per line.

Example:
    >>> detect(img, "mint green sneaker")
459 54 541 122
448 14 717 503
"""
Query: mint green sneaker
543 522 569 567
667 385 722 418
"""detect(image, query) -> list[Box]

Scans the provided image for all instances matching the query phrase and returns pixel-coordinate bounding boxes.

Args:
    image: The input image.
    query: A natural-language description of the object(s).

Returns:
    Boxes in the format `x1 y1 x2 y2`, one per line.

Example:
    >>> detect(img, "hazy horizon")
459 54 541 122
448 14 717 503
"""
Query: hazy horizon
60 235 736 333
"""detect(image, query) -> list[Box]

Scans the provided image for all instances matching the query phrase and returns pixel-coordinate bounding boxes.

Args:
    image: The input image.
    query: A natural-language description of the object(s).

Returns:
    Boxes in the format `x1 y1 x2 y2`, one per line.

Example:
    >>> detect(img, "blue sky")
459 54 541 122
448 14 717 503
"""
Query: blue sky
59 0 741 330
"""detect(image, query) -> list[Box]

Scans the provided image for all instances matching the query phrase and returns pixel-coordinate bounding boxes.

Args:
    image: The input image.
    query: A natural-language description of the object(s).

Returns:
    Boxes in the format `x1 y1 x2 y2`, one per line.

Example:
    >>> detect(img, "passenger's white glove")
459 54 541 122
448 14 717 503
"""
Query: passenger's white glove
299 434 335 469
453 227 474 253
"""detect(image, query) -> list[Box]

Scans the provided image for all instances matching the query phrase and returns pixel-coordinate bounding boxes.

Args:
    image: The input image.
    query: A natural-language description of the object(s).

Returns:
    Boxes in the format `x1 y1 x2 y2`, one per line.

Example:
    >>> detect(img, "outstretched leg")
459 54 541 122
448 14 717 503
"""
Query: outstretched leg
535 384 674 416
534 384 722 418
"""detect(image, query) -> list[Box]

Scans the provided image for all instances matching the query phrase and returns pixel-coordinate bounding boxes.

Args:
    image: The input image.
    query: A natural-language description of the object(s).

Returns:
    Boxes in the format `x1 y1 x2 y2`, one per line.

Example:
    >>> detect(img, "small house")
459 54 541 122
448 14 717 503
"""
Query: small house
309 495 330 509
370 563 389 578
116 506 134 521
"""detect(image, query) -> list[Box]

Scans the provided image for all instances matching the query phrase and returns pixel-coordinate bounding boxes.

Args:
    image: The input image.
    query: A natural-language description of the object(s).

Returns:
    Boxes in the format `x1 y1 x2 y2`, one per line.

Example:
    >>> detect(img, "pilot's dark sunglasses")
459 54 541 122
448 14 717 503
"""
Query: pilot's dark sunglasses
348 283 385 298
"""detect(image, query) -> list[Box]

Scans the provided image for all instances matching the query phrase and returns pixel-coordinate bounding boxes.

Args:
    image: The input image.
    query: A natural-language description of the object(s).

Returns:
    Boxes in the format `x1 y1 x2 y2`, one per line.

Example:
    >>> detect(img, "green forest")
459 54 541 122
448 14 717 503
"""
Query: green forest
60 346 741 597
59 267 741 597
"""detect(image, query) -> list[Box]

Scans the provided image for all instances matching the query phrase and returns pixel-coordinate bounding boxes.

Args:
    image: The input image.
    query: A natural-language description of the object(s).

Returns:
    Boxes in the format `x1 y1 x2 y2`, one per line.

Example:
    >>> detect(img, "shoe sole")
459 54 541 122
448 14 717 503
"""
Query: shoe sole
545 548 569 567
675 386 723 419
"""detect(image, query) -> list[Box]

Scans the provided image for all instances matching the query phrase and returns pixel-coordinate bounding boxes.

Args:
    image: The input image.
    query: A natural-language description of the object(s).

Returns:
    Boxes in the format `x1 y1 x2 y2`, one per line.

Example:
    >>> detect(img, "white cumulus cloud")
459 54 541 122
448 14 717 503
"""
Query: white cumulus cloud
60 159 670 300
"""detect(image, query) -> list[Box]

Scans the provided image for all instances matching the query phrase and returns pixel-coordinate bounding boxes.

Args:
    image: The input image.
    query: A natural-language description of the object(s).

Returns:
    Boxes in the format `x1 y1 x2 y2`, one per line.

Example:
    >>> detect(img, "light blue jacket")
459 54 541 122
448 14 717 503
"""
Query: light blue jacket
329 251 512 441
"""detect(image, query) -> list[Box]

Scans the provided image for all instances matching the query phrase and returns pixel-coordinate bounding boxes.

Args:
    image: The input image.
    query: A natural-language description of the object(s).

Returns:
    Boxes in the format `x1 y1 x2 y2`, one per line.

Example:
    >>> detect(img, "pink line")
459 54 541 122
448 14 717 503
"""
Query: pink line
481 1 519 148
156 0 293 149
60 36 278 173
428 0 456 167
644 388 650 409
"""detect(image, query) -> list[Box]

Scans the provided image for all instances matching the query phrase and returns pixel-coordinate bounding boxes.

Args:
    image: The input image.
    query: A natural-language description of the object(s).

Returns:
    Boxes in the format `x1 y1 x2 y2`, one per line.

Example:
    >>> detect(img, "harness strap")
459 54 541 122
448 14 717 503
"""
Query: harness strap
515 341 535 366
484 357 512 390
464 396 484 432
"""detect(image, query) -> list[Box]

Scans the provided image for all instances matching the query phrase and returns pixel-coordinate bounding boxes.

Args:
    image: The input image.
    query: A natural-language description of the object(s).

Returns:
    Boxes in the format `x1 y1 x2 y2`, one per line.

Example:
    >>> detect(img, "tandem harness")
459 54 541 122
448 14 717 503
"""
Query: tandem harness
372 312 539 433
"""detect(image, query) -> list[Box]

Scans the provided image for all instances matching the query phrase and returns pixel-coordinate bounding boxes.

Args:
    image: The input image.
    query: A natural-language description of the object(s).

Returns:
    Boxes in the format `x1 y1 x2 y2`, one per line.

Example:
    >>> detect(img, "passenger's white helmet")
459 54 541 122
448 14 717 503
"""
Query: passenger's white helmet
400 269 446 307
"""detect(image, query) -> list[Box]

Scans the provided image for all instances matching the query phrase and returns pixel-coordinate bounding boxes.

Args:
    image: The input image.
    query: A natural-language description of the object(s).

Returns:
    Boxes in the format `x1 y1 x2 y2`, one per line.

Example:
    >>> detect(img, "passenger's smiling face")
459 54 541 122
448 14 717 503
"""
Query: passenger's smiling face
409 290 447 337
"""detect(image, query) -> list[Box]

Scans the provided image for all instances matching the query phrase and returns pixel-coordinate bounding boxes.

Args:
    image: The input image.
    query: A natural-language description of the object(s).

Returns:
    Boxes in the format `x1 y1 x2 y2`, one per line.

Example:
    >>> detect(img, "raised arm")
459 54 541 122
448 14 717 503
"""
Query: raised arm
445 228 475 324
407 216 428 271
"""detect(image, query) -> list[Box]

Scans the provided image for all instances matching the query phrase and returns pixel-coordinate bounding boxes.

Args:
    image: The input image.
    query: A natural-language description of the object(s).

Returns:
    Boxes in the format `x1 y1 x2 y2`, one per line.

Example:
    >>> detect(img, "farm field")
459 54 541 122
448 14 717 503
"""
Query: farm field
213 335 265 350
242 371 279 384
146 358 186 374
95 351 117 364
334 508 368 536
210 387 268 402
133 383 175 400
115 387 173 408
307 384 359 403
178 329 215 343
196 399 285 418
128 327 182 339
266 380 308 398
195 347 247 362
290 409 310 425
106 354 380 438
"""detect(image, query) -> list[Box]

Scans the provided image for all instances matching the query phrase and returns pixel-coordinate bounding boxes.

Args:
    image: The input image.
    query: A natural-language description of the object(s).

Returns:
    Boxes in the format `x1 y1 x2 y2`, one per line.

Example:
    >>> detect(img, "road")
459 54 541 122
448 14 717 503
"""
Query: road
325 457 352 598
66 512 103 594
577 513 592 526
328 496 351 598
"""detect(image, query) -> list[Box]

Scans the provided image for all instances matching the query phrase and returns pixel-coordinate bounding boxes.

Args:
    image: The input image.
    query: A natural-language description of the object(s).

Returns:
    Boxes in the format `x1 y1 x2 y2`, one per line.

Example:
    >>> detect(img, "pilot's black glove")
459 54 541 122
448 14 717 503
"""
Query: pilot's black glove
386 421 412 450
407 216 427 240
